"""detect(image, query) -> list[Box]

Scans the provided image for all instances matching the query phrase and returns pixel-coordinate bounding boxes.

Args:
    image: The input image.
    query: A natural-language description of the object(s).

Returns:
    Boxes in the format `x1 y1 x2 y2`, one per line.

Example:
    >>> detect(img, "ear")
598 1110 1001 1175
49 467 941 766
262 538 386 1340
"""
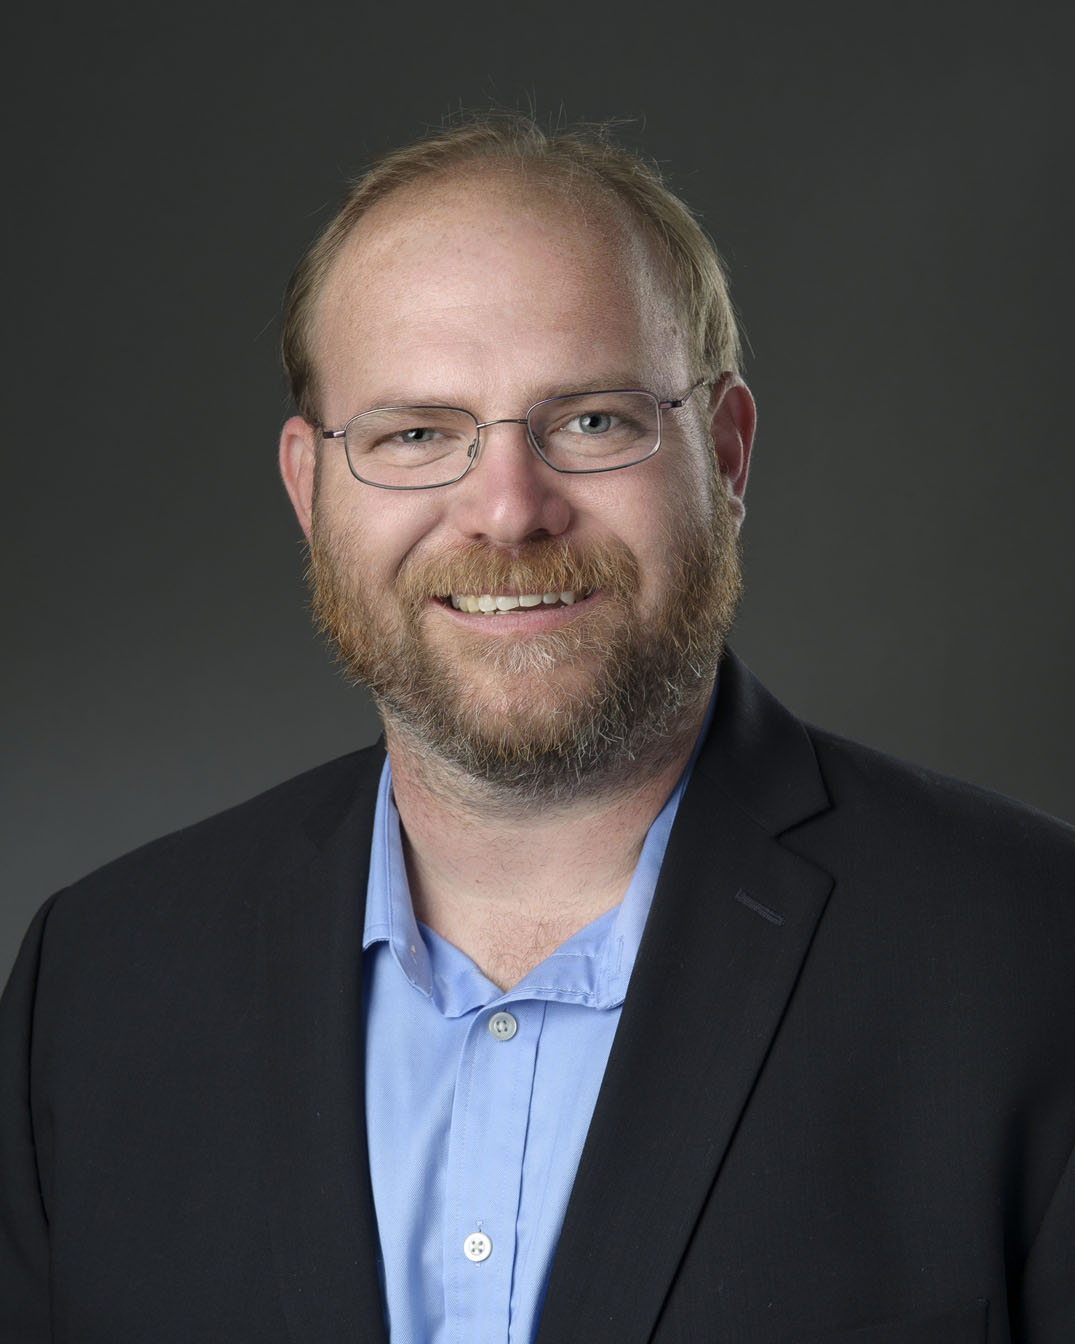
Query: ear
708 373 755 531
279 415 318 539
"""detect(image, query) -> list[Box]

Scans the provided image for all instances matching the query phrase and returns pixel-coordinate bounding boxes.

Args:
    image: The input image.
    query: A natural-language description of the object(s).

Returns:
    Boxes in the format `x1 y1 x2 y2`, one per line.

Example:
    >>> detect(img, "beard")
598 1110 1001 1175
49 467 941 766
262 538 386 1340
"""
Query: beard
307 470 741 802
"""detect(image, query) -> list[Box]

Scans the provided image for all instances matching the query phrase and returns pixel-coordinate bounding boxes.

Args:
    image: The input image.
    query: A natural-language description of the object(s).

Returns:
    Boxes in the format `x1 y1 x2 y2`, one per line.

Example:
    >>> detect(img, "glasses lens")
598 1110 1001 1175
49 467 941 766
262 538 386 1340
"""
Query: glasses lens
344 407 478 487
528 391 661 472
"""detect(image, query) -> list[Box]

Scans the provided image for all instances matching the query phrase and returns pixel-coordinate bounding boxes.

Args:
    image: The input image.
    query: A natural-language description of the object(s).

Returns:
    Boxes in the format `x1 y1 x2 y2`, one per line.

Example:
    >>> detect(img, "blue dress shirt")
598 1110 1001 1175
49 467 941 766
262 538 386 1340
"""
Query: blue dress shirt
363 705 712 1343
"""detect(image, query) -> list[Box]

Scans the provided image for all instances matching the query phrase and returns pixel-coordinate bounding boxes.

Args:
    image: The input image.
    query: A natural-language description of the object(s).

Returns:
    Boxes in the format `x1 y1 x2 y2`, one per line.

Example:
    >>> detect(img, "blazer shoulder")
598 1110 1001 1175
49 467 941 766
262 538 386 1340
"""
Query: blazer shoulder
800 724 1075 906
807 724 1074 837
37 742 387 939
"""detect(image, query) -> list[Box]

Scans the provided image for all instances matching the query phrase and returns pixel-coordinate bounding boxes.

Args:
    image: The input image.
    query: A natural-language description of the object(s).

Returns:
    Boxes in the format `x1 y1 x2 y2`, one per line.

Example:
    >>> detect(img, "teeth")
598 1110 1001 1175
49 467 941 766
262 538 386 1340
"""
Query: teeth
449 591 579 614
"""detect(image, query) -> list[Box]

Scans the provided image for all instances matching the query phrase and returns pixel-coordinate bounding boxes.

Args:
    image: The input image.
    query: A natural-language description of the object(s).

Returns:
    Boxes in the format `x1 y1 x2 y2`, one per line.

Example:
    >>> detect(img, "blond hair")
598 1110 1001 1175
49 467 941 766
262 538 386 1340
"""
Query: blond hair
281 113 741 422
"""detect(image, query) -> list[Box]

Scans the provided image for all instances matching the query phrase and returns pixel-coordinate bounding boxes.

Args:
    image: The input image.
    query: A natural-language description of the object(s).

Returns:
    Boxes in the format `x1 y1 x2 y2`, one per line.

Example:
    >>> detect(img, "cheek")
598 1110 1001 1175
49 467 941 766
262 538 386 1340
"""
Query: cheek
637 467 720 599
313 481 444 585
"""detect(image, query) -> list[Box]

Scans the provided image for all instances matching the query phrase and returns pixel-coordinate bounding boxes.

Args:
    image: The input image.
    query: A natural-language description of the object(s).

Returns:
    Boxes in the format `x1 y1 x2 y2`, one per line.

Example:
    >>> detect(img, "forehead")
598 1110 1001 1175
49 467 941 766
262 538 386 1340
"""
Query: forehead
310 168 689 411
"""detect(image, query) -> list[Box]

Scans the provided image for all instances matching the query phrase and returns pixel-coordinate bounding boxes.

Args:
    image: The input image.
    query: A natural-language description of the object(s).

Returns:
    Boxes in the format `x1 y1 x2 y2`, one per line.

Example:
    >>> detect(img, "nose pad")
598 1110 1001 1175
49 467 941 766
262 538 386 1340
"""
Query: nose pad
466 416 537 471
452 418 571 543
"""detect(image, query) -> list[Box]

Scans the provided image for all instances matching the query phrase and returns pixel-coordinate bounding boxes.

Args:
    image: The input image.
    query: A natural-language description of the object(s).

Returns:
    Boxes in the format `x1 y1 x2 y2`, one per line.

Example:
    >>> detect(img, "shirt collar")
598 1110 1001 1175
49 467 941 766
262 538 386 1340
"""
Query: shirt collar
363 764 435 995
363 678 717 1014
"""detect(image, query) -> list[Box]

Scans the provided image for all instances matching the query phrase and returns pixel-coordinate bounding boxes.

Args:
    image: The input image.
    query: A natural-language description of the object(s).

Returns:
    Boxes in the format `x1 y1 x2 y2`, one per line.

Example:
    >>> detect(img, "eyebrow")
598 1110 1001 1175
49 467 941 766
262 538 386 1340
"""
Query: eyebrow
543 375 654 396
348 375 657 413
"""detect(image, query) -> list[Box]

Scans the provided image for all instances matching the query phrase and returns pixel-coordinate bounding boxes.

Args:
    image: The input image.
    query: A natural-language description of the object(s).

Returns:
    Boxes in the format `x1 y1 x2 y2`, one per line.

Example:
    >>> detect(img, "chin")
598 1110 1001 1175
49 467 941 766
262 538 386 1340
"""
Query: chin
464 664 604 726
307 462 742 799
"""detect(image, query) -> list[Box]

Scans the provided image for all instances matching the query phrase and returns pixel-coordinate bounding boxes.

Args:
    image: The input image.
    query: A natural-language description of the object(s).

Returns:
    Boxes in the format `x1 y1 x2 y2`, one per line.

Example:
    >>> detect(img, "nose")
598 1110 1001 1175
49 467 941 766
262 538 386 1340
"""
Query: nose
449 418 572 545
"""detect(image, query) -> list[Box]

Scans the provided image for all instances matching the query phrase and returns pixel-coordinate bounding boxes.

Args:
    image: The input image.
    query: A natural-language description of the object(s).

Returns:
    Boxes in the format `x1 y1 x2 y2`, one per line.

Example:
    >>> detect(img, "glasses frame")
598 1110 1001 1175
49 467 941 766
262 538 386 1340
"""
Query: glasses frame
320 380 708 491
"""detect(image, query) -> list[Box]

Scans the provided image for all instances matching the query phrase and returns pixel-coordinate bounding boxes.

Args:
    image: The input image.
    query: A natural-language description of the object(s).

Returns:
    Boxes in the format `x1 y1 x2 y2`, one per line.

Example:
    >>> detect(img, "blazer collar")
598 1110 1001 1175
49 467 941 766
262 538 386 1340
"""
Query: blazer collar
256 746 389 1344
697 649 832 836
537 652 835 1344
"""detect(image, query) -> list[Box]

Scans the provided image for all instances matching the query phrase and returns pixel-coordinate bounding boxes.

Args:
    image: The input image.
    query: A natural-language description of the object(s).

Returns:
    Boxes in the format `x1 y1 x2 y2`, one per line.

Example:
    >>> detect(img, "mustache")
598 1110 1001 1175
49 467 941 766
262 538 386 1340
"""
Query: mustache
396 539 640 610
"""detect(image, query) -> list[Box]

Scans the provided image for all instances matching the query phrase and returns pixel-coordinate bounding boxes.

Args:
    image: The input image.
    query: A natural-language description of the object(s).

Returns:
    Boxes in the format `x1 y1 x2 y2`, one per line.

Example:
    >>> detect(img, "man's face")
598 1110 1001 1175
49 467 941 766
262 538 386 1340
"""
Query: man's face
280 172 751 798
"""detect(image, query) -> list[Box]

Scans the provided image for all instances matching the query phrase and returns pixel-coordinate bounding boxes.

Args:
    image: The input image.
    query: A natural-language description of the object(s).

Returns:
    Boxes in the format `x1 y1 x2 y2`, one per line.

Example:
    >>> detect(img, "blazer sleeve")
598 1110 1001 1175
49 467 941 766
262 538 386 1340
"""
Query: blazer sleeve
0 898 55 1342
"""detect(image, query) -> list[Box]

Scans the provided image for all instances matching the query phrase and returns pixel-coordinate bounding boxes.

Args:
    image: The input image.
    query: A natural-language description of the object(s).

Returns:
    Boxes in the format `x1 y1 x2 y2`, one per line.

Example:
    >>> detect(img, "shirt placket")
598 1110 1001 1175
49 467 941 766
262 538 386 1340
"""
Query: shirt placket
443 998 543 1344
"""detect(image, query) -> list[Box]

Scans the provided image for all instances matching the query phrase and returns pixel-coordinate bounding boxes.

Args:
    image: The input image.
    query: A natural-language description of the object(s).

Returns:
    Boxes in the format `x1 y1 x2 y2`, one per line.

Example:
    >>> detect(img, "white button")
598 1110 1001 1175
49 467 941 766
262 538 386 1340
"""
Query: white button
487 1011 518 1041
464 1231 492 1262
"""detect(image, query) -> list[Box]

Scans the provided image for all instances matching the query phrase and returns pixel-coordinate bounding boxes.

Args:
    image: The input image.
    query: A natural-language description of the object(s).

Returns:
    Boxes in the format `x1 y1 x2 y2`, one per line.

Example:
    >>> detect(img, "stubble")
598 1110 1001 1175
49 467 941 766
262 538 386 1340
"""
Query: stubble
307 469 741 803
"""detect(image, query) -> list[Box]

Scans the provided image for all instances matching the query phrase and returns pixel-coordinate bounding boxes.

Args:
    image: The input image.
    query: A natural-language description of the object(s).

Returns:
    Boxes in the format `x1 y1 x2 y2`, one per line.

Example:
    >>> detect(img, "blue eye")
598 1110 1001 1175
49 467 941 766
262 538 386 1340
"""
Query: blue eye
573 412 614 434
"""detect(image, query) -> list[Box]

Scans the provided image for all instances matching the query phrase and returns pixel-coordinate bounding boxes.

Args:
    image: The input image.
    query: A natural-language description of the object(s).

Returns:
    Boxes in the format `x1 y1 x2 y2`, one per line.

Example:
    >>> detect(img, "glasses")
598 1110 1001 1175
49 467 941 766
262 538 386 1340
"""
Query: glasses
320 381 706 490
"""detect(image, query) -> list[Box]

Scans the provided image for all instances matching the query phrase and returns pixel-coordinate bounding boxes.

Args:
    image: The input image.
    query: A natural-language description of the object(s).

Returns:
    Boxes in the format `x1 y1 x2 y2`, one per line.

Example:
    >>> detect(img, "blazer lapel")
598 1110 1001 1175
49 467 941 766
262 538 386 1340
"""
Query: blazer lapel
255 749 389 1344
537 655 835 1344
246 658 832 1344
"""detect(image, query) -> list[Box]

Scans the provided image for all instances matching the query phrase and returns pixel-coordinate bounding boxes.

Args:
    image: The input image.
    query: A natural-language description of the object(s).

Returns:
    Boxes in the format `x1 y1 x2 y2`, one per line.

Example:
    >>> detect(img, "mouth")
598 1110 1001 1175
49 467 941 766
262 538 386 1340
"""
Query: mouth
445 590 588 614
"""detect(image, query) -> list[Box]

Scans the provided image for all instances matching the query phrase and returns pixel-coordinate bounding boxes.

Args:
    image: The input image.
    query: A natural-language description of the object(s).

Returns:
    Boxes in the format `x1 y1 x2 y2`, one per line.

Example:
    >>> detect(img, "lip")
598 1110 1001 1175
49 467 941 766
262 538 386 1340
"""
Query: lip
429 591 599 631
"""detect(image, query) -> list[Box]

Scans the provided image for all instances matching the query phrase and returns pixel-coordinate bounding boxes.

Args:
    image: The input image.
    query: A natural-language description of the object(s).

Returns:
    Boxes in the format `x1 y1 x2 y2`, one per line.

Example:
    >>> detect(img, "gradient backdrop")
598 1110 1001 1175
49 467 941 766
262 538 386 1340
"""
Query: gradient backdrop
3 0 1073 981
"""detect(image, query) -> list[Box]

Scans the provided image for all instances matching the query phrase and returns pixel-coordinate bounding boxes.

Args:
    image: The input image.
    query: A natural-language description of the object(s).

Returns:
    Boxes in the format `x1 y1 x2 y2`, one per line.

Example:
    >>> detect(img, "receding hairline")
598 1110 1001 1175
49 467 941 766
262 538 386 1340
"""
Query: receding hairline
281 120 742 423
312 159 680 353
335 155 653 243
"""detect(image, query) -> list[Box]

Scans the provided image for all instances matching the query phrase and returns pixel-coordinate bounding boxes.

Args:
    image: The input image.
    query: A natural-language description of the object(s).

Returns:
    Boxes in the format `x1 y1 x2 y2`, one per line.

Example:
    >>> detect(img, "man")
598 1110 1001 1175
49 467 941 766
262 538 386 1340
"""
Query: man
2 116 1073 1343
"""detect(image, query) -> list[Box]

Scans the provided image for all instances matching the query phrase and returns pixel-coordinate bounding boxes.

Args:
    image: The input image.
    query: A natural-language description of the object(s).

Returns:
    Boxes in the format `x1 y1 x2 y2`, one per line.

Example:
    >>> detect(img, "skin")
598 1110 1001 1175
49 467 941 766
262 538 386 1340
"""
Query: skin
280 170 755 988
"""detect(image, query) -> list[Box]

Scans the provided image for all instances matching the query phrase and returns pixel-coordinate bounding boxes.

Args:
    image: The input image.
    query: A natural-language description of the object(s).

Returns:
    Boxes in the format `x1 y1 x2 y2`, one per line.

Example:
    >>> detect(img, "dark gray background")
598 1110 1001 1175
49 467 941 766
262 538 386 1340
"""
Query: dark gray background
4 0 1073 982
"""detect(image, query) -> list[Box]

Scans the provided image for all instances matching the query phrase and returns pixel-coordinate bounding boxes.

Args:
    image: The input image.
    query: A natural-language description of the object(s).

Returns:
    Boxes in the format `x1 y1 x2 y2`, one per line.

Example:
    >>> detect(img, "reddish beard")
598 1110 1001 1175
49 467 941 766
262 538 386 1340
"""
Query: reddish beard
307 479 741 799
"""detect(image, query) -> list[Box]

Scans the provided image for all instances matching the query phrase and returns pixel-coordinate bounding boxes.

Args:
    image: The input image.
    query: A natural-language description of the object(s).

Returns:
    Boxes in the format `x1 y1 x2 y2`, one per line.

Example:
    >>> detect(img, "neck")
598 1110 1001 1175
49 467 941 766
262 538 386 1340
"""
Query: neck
382 688 710 990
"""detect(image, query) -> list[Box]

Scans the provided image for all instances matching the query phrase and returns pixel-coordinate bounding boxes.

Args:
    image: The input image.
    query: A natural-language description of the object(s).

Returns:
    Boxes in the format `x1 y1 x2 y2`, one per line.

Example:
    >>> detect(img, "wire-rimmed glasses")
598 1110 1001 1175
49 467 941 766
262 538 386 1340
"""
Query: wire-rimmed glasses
320 381 707 490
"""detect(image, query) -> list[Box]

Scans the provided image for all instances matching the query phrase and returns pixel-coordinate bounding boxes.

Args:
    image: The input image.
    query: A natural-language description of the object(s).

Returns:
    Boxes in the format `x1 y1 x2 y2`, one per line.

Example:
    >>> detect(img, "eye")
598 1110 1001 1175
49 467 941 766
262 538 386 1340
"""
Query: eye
347 409 472 465
565 410 615 435
366 417 465 453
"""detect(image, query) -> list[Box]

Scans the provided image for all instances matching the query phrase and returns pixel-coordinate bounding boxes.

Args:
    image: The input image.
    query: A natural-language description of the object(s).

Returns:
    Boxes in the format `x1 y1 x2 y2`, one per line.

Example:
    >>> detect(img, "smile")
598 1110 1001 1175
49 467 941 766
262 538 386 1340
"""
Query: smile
448 591 584 614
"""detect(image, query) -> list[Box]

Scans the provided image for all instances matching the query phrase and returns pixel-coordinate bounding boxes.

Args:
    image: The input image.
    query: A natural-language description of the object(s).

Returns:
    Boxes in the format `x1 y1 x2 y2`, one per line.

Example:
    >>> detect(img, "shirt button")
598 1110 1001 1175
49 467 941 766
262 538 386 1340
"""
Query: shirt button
464 1232 492 1262
487 1011 518 1041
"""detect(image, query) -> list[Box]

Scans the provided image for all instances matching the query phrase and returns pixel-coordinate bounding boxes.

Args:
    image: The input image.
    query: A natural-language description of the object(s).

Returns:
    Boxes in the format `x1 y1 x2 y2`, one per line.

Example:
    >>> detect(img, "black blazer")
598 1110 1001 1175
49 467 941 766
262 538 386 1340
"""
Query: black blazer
2 654 1073 1343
